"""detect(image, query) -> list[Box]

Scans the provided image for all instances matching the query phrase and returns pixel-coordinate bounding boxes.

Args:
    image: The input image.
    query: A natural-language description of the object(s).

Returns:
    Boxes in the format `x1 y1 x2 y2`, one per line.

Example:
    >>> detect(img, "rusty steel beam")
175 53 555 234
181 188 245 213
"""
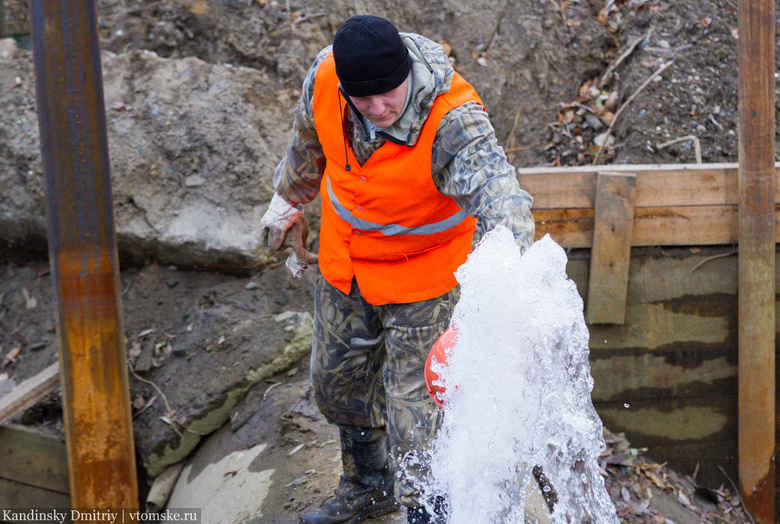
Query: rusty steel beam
737 0 776 521
30 0 139 511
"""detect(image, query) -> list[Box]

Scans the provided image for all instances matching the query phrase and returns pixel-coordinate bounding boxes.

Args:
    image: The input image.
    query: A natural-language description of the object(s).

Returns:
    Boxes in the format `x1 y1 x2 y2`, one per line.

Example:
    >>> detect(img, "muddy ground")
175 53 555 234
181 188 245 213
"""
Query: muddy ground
0 0 772 522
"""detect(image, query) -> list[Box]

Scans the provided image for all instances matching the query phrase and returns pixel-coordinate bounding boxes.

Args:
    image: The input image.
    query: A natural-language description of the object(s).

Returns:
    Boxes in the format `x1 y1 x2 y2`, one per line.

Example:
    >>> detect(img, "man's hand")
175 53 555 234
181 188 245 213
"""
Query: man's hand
259 193 304 251
282 217 318 278
282 217 318 264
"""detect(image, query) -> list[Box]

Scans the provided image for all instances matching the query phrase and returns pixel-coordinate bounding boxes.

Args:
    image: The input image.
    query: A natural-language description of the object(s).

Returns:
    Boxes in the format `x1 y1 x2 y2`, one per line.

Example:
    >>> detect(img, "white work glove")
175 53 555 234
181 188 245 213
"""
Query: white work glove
259 193 304 251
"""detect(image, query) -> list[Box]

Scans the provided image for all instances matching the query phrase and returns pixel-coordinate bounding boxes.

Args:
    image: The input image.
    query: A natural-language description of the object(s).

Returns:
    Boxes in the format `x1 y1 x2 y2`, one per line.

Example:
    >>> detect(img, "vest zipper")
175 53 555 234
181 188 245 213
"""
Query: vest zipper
337 89 351 172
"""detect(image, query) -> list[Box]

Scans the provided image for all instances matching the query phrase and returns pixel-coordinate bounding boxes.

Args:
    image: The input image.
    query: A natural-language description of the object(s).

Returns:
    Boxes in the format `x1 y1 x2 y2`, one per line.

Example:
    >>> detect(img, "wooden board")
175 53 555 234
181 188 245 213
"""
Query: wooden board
567 247 743 304
519 163 780 248
0 361 60 425
0 423 69 493
586 172 636 324
0 478 70 509
517 163 759 208
589 347 737 403
563 251 744 355
596 395 736 447
534 204 776 248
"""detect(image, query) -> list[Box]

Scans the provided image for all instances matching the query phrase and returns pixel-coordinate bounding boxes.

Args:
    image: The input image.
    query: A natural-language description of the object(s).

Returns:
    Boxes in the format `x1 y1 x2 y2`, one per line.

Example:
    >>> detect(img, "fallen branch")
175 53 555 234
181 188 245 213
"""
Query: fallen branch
657 135 702 164
504 108 522 152
592 60 674 165
599 28 653 88
128 363 173 416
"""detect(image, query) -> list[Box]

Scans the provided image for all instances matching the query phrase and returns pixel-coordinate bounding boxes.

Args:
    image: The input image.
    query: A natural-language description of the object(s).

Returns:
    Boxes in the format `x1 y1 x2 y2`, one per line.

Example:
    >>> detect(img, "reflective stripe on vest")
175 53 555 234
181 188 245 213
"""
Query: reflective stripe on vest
326 177 471 236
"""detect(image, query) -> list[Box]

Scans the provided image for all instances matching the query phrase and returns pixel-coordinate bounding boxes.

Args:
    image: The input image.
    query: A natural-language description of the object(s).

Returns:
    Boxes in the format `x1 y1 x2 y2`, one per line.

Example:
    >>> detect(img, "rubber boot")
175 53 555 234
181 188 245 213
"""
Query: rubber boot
406 496 448 524
299 427 399 523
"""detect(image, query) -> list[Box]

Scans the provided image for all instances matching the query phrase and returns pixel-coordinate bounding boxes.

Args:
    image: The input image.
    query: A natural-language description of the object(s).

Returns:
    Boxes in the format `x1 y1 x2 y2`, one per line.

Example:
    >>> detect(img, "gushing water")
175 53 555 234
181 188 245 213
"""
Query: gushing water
423 227 618 523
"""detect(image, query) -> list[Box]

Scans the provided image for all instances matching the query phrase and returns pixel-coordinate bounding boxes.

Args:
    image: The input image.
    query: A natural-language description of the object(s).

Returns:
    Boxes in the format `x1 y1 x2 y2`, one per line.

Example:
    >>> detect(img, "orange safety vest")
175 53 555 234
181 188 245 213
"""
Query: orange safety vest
312 52 482 305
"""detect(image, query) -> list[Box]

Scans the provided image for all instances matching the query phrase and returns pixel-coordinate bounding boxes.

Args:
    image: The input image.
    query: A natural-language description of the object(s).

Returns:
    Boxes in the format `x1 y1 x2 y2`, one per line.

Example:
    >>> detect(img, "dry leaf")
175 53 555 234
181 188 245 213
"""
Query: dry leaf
646 470 667 489
676 489 692 507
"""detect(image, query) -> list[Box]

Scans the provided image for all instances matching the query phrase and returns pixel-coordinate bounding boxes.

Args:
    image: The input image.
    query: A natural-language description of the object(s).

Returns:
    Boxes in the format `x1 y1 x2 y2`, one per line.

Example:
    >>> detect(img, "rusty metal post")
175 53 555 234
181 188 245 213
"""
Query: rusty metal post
30 0 139 511
737 0 776 521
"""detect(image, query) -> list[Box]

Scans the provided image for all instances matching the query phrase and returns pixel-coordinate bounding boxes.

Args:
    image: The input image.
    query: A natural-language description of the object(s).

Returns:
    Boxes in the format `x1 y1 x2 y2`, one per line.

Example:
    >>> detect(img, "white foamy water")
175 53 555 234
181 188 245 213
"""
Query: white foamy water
423 227 618 523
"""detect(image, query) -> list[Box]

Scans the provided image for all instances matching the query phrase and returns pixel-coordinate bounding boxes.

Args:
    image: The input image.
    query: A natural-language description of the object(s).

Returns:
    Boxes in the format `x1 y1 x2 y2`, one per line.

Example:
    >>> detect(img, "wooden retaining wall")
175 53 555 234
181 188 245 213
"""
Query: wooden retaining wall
567 246 743 483
517 162 778 486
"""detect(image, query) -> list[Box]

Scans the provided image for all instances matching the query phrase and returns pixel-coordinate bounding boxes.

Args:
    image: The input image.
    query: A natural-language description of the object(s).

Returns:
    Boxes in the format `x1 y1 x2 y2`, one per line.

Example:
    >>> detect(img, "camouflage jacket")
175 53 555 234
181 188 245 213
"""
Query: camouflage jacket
273 33 535 248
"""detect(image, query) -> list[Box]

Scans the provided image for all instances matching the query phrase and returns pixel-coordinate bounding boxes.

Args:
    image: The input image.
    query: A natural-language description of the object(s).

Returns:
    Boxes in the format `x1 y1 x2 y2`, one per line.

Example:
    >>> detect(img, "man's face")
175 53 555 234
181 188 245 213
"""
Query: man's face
348 78 409 129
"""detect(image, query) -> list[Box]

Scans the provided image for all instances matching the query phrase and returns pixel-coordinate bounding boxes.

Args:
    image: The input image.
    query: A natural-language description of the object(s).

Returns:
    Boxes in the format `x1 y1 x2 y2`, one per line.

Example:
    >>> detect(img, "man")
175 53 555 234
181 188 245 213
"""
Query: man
260 14 534 524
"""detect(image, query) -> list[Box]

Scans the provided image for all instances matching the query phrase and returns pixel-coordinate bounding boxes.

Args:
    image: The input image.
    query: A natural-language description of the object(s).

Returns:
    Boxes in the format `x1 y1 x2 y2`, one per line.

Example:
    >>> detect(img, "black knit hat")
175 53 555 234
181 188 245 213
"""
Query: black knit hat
332 15 412 98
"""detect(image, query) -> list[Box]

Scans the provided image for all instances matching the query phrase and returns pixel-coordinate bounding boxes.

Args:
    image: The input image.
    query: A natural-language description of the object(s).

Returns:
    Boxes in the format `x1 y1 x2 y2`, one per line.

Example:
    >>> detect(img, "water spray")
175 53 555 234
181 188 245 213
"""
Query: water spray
421 227 619 524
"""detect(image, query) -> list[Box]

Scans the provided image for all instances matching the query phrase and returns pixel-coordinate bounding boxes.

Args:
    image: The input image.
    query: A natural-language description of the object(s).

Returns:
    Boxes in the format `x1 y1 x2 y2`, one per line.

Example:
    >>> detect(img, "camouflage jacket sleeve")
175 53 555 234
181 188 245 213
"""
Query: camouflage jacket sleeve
432 101 535 249
271 48 331 205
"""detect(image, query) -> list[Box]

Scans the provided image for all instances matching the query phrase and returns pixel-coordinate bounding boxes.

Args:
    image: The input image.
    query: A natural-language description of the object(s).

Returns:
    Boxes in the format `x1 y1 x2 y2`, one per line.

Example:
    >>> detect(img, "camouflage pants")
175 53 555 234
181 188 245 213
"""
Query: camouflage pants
311 273 458 507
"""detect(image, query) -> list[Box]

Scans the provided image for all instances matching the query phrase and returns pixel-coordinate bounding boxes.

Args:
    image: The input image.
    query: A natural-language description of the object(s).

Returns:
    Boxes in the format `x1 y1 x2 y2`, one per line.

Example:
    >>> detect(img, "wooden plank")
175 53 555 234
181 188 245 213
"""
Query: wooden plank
0 478 70 509
633 205 740 246
0 423 69 493
586 172 636 324
517 162 780 209
737 2 776 516
519 163 739 209
534 208 594 248
535 204 780 248
595 395 736 444
568 246 742 304
589 348 737 403
588 300 734 352
0 362 60 425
